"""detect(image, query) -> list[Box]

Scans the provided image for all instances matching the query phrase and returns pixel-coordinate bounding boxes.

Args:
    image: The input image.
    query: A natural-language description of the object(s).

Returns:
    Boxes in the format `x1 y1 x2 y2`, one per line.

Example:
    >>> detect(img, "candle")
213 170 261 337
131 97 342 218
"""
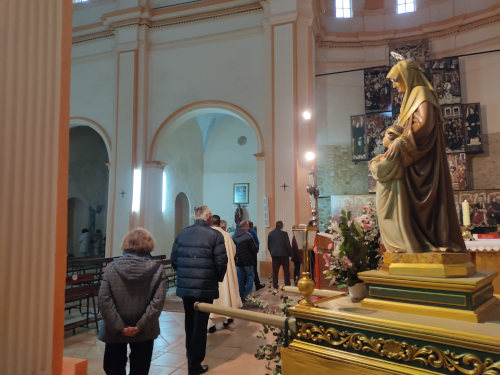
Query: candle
462 200 470 226
309 171 315 186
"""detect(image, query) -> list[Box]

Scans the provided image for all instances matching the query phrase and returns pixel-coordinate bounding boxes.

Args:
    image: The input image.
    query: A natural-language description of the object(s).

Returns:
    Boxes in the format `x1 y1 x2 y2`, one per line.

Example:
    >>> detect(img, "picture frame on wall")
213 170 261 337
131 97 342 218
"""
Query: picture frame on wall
447 153 467 190
442 105 465 153
364 66 392 113
350 114 367 161
463 103 483 154
233 183 249 204
431 57 461 105
366 112 393 159
389 38 431 79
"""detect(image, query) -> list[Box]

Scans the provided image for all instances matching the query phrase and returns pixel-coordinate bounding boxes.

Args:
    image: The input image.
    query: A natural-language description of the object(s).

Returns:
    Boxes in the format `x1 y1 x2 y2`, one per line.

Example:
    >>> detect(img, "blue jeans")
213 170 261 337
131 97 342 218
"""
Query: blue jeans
237 265 254 298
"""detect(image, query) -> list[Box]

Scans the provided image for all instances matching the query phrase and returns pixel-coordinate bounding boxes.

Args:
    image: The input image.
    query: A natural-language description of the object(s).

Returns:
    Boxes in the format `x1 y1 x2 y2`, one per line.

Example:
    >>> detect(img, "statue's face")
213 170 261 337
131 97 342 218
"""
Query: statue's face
382 131 392 148
392 77 406 93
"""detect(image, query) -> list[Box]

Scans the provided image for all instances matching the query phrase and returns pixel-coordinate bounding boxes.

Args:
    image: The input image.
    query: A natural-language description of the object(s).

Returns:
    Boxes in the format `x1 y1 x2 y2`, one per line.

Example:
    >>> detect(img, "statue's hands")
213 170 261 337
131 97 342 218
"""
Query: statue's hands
385 138 403 160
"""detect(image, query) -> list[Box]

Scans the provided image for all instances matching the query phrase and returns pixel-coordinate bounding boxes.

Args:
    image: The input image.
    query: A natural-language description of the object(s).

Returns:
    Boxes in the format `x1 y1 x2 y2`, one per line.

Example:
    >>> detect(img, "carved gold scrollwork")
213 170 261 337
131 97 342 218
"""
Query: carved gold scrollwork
297 322 500 375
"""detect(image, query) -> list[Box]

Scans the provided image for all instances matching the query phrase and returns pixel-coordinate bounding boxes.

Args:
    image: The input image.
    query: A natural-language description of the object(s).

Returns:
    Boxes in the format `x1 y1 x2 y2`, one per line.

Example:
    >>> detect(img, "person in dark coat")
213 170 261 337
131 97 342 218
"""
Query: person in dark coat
248 220 265 290
267 221 292 292
98 228 166 375
290 235 302 286
232 221 258 299
171 205 227 375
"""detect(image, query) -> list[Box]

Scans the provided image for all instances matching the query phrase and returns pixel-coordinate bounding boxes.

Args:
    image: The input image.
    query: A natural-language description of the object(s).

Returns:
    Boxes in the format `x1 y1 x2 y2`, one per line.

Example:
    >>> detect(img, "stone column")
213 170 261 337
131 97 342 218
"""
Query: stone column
0 1 72 374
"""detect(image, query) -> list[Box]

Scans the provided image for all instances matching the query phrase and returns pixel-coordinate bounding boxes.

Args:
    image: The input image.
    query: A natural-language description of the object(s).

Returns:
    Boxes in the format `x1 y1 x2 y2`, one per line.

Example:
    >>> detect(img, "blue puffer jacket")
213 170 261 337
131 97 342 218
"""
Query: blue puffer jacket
171 219 228 299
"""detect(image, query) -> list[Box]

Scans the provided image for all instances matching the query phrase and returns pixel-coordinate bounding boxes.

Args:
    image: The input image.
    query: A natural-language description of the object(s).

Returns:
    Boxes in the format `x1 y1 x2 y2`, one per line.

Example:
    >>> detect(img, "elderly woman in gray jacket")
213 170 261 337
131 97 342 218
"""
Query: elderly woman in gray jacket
98 228 166 375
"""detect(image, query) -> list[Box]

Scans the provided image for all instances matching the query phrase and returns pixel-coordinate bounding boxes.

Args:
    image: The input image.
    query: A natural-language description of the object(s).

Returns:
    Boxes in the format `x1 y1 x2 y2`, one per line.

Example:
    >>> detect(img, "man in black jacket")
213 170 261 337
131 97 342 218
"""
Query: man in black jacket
267 220 292 293
232 221 258 299
171 205 227 375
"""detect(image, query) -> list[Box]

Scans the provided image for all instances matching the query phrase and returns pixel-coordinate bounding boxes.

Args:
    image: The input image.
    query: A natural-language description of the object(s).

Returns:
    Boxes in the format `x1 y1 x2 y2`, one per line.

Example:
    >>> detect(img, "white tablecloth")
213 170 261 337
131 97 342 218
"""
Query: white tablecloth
465 239 500 251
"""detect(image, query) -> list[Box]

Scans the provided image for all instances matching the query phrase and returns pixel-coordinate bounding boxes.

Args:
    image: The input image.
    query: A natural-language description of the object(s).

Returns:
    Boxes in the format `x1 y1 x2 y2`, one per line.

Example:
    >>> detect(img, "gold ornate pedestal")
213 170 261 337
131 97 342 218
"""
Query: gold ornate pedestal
282 296 500 375
382 252 475 277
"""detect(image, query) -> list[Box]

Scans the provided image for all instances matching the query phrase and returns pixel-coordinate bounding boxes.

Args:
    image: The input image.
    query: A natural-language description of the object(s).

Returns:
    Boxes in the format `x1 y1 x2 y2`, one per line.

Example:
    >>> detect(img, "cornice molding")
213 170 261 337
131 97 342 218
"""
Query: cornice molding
72 2 263 44
146 160 167 169
317 4 500 48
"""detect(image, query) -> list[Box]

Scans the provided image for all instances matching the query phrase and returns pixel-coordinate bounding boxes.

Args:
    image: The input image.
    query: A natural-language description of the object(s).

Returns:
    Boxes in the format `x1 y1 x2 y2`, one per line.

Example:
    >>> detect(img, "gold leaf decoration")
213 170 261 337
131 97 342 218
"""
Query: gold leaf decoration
297 322 499 375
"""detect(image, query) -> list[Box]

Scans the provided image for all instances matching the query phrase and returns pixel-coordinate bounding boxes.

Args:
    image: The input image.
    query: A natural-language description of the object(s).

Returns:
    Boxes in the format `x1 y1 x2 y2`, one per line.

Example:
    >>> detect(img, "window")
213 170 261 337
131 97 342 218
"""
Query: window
397 0 415 14
335 0 352 19
73 0 89 3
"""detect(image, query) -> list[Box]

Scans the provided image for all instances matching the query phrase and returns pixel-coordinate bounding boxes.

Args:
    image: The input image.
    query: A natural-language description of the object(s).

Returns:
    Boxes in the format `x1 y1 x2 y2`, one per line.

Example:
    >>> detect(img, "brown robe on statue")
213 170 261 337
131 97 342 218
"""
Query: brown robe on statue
399 102 466 252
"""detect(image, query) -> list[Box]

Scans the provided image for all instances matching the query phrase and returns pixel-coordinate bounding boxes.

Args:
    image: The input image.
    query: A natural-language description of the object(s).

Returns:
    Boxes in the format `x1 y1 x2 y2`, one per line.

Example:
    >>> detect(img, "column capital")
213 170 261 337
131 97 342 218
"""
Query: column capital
146 160 167 169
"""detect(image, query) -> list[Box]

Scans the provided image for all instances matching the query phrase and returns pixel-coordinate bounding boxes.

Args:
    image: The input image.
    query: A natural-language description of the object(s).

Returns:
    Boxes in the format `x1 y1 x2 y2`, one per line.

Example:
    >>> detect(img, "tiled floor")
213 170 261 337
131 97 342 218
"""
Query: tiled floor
64 283 287 375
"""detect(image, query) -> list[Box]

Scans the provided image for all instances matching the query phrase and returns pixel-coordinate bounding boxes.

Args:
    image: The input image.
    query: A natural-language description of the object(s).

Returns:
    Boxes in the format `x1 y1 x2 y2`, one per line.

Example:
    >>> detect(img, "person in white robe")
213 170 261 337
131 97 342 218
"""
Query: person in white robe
208 217 242 332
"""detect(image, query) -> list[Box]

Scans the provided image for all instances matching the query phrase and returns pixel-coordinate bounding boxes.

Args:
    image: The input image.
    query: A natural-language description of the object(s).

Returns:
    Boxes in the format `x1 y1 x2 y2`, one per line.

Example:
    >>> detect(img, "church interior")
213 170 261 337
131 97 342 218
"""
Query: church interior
2 0 500 374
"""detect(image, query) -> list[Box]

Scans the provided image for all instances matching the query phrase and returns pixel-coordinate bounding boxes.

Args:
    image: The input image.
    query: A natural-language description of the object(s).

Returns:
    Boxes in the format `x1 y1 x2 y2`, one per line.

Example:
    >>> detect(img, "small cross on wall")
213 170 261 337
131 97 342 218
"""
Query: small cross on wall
281 182 289 191
120 191 126 198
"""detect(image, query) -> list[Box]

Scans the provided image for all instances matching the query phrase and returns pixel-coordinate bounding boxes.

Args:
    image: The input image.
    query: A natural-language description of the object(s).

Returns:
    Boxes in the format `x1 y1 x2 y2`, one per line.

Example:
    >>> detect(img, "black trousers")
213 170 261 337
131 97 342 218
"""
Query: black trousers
182 297 213 373
103 339 154 375
293 261 301 285
271 256 291 289
253 264 262 287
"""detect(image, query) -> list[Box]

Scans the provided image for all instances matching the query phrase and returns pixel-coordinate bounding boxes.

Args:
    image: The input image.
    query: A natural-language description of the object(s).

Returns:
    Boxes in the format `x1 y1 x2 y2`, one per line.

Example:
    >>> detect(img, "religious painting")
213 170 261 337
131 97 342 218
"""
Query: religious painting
458 190 489 227
389 38 431 79
447 153 467 190
350 114 367 161
233 183 249 204
486 190 500 226
352 195 376 218
463 103 483 154
330 195 354 223
366 112 392 159
364 66 392 113
442 105 465 153
430 57 461 105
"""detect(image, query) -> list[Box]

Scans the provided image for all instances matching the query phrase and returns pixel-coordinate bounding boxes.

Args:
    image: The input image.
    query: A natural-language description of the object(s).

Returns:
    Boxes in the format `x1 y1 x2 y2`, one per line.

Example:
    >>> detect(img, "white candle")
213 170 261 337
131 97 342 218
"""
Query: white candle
309 171 314 186
462 200 470 226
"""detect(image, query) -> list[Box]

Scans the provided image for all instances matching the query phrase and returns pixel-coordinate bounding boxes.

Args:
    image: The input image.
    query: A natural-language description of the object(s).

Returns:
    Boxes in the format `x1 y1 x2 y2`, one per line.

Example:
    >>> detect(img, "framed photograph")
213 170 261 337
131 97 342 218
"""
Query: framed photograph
463 103 483 154
389 38 431 79
442 105 465 153
351 114 367 161
366 112 393 159
233 183 249 204
431 57 461 105
447 153 467 190
364 66 392 113
330 195 354 223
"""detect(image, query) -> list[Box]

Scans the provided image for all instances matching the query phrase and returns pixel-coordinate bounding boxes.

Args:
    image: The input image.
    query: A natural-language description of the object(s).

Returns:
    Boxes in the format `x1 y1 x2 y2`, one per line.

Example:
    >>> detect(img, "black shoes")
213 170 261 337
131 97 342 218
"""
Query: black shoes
256 283 265 290
189 364 209 375
223 318 234 328
208 326 216 333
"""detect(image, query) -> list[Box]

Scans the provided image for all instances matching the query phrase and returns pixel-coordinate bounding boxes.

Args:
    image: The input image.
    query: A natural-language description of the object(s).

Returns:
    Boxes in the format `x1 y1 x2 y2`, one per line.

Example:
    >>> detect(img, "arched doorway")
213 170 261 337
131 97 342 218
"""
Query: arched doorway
68 126 110 257
175 192 190 236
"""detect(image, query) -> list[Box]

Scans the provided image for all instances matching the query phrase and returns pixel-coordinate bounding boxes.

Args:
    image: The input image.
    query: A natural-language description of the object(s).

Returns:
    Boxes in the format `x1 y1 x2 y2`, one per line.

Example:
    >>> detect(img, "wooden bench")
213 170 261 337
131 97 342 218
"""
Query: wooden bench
65 273 100 333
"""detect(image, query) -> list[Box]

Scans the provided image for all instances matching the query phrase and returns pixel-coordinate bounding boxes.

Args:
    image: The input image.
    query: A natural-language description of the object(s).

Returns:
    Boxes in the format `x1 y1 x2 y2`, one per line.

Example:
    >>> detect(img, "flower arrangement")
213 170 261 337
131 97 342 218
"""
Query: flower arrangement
323 205 381 288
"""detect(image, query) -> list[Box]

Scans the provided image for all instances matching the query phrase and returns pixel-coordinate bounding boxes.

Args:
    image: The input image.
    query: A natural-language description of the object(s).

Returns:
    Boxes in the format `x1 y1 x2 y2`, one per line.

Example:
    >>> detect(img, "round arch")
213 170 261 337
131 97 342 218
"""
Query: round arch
70 116 112 156
149 101 264 161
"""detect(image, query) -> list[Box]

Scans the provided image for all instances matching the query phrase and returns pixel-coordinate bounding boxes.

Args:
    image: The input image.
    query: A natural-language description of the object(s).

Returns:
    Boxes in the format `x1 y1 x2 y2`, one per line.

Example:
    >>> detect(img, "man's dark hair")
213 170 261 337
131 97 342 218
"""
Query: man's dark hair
276 221 283 229
212 215 221 226
248 220 254 228
82 228 89 233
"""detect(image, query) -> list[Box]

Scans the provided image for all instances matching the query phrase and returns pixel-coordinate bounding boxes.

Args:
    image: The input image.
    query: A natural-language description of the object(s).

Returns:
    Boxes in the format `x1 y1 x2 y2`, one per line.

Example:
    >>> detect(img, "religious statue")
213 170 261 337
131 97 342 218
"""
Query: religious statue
371 58 466 253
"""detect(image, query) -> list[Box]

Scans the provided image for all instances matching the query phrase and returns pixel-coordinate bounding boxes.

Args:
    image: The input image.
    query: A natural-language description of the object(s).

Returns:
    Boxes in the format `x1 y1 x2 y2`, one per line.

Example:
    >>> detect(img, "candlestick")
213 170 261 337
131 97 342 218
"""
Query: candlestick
309 171 314 186
462 200 470 226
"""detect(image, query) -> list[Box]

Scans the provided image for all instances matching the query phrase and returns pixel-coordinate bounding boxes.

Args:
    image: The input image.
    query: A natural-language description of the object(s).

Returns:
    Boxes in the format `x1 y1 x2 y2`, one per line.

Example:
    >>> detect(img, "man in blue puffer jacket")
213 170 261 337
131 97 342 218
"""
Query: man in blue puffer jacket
171 205 227 375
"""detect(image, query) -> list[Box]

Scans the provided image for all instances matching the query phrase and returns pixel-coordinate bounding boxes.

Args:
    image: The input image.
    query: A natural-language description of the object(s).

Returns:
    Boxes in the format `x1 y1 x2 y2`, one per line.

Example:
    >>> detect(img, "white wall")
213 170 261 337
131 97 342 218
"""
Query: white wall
152 118 204 254
203 116 258 230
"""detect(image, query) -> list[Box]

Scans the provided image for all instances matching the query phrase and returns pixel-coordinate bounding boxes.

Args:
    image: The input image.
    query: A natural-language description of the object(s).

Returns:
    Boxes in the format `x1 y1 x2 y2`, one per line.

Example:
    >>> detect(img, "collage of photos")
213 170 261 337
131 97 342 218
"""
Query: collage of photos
447 153 467 190
463 103 483 153
443 104 465 153
364 66 392 113
350 114 367 160
456 190 500 228
366 112 392 159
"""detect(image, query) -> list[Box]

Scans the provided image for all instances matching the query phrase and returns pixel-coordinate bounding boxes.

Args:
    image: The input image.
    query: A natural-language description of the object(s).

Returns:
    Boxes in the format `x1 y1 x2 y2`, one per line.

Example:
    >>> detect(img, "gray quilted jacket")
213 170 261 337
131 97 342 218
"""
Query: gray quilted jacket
97 251 166 343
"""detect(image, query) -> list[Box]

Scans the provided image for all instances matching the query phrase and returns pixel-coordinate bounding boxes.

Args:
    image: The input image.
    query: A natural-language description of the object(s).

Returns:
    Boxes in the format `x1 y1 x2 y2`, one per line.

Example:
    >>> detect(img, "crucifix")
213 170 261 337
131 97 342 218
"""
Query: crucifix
120 191 126 198
281 182 289 191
